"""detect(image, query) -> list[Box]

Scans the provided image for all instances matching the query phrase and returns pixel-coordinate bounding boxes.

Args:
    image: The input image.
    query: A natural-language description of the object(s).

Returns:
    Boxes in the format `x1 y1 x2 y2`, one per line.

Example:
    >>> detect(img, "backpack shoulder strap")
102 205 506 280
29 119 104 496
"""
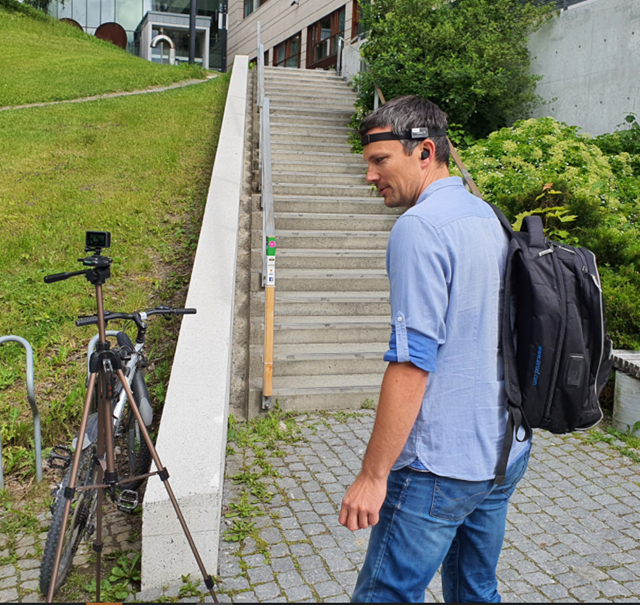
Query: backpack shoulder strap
447 139 513 236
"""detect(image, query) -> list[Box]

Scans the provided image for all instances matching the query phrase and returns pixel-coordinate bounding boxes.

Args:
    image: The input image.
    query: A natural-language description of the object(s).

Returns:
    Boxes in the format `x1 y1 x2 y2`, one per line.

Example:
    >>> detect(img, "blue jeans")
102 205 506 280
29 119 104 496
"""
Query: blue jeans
351 447 531 603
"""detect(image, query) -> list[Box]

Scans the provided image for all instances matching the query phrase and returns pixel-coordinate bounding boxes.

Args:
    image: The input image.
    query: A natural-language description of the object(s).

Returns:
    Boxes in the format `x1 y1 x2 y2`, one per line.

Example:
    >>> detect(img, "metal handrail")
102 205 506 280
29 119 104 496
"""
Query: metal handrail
257 30 276 411
0 336 43 488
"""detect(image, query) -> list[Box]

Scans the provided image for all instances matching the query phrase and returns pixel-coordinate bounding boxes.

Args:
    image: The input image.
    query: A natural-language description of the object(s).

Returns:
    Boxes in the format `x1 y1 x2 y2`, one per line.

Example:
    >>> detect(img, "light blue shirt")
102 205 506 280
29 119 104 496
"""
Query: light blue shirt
384 177 530 481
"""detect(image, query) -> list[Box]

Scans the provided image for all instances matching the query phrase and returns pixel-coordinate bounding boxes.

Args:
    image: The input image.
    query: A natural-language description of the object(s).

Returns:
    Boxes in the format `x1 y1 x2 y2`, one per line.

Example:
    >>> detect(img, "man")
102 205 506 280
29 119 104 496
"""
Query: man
339 96 531 603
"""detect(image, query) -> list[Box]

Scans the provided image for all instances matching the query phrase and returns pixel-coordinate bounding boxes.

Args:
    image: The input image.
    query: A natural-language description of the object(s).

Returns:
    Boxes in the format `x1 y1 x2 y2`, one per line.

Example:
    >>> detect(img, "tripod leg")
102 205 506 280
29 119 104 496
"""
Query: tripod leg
47 373 98 604
116 370 219 603
93 380 107 604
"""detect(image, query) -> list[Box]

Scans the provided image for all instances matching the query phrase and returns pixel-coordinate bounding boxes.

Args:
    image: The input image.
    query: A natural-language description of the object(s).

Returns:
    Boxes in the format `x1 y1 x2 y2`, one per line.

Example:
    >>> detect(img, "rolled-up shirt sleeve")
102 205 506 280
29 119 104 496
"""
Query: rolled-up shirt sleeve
383 215 451 373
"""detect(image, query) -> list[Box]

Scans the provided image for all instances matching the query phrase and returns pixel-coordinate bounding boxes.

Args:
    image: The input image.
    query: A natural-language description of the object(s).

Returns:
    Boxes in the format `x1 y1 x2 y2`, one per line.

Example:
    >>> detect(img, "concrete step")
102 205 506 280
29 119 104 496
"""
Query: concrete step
269 105 354 119
251 247 387 269
271 150 363 163
270 195 395 215
273 183 376 197
270 211 395 231
271 141 352 153
265 84 356 97
265 89 358 105
271 123 353 136
271 132 351 144
264 66 342 80
270 116 352 128
251 290 390 317
268 97 355 110
252 229 389 249
248 373 382 416
255 268 388 291
249 342 388 376
250 315 390 344
272 161 365 175
272 171 366 186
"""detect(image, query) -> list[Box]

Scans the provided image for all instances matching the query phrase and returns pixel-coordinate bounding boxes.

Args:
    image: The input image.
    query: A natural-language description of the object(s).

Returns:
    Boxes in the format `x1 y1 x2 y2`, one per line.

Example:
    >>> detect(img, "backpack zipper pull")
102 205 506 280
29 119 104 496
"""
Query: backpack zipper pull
538 247 553 257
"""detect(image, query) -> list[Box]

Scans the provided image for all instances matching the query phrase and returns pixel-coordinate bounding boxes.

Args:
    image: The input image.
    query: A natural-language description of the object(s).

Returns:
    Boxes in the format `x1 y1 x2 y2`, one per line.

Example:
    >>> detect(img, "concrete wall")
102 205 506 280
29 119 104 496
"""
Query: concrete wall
140 55 249 594
228 0 354 68
529 0 640 135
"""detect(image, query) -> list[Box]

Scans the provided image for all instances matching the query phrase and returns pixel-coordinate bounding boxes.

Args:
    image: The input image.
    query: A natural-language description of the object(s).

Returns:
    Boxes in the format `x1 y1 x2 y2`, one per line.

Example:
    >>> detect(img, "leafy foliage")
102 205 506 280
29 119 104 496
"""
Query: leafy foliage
458 116 640 348
354 0 552 139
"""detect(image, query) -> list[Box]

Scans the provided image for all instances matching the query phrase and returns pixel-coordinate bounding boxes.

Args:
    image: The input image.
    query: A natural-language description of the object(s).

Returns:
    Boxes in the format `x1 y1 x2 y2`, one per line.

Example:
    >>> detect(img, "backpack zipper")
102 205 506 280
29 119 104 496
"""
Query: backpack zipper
543 248 567 424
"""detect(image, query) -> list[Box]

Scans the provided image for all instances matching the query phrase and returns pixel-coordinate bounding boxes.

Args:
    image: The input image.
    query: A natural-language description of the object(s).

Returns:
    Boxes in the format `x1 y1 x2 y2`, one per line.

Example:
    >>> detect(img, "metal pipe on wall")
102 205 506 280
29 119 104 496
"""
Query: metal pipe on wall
189 0 196 64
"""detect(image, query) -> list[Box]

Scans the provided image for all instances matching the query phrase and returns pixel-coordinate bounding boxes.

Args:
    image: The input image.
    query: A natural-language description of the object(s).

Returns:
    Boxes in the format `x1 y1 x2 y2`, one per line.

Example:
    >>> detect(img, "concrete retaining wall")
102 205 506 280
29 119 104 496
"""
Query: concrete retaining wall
141 54 249 594
528 0 640 135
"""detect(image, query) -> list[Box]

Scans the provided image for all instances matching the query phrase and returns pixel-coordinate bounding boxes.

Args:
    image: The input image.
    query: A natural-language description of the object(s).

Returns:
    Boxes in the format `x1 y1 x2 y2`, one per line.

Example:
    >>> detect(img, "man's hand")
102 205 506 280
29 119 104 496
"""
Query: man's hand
339 473 388 531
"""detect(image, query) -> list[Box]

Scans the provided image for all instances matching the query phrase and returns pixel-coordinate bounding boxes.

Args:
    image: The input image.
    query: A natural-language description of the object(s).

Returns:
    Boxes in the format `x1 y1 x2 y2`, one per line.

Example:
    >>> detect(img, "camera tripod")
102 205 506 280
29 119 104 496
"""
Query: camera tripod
44 244 218 603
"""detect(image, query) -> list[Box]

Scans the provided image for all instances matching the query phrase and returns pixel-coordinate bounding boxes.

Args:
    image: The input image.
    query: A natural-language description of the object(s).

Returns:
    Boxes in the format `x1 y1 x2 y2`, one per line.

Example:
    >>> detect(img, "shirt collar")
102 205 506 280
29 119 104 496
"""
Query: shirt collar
416 176 464 206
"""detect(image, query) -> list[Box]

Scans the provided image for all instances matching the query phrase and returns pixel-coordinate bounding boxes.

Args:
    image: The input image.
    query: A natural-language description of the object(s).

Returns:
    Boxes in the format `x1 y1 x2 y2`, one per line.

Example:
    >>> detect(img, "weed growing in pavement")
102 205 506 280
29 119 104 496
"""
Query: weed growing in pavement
226 492 263 520
361 398 376 410
178 573 206 599
83 552 141 602
224 519 256 543
583 426 640 464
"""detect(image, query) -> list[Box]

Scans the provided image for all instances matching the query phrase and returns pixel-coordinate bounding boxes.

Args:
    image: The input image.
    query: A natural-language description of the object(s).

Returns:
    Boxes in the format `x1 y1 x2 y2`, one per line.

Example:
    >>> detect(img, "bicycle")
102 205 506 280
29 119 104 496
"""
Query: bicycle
40 306 193 596
39 231 218 603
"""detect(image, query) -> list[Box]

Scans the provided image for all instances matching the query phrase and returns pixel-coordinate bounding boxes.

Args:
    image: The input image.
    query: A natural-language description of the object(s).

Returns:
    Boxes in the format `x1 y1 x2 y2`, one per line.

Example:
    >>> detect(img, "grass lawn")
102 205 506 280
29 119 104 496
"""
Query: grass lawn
0 73 231 480
0 0 209 107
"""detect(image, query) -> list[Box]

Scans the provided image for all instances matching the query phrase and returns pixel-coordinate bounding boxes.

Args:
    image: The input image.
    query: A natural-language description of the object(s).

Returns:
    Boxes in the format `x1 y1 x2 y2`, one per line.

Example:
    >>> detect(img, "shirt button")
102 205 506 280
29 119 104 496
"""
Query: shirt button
397 316 403 322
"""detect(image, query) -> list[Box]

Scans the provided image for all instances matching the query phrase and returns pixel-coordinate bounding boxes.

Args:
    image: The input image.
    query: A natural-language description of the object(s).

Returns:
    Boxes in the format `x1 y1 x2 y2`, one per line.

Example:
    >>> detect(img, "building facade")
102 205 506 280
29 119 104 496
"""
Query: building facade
47 0 225 69
227 0 364 69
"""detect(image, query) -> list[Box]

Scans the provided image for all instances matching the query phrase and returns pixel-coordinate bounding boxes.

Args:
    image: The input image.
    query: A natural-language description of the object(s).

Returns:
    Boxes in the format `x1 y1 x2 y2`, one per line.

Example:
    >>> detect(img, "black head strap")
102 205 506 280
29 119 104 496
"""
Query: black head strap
361 127 447 147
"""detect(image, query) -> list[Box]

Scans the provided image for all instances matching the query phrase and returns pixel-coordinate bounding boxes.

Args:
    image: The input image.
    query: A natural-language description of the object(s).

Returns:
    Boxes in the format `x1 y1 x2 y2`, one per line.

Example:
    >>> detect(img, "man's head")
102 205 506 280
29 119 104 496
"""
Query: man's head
360 96 450 208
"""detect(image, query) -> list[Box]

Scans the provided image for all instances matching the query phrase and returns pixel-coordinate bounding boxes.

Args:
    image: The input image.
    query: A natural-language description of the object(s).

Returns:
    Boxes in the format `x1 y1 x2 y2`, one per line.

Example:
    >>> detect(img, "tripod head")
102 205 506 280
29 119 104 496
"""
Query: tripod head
44 232 113 286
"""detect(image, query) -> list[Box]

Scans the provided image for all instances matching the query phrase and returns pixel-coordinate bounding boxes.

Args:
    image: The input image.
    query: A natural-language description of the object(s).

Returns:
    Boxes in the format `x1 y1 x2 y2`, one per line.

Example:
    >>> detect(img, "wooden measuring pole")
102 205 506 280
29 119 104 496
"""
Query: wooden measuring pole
263 285 275 397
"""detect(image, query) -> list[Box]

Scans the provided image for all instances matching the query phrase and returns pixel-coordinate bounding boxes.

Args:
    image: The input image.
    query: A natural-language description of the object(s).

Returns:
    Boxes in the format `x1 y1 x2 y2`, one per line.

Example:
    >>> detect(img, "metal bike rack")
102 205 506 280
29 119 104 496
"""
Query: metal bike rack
0 336 43 489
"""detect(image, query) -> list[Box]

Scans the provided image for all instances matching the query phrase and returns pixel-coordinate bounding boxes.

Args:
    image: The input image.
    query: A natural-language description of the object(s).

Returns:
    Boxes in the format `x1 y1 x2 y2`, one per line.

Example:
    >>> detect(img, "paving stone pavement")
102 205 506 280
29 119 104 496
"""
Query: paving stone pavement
212 410 640 603
0 500 140 603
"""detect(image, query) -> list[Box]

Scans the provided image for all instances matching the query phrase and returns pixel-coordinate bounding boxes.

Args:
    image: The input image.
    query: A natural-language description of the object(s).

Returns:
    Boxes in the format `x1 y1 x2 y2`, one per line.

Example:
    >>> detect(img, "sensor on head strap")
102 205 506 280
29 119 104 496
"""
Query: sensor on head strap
361 127 447 147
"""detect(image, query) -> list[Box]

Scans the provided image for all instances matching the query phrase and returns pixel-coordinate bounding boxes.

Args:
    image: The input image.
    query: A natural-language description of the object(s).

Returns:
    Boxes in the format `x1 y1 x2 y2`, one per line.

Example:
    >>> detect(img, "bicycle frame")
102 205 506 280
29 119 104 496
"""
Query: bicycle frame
86 331 147 433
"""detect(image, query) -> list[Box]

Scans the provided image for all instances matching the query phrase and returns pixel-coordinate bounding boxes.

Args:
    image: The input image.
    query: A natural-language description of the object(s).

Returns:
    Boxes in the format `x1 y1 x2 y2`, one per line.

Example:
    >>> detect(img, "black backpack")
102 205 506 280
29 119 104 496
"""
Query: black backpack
490 208 613 485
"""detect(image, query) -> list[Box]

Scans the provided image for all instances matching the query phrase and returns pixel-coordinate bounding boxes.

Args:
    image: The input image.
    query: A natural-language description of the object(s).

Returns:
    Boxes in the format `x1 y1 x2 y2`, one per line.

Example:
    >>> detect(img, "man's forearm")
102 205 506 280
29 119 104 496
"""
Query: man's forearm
339 361 428 531
361 361 429 480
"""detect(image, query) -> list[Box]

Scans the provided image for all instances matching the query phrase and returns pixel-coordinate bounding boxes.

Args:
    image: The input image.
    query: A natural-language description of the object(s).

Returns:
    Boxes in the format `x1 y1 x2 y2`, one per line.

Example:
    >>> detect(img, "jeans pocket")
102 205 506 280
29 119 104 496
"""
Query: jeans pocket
430 476 491 522
500 447 531 497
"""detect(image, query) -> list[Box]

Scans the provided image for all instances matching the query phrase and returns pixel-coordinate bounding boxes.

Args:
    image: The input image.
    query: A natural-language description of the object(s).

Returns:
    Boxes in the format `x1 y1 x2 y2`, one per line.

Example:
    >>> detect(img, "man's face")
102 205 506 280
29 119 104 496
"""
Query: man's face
363 127 425 208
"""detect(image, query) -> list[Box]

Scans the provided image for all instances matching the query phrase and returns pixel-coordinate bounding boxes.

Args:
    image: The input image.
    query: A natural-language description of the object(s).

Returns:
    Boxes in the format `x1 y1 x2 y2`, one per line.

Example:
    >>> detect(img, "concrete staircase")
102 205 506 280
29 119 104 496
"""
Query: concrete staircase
248 66 402 417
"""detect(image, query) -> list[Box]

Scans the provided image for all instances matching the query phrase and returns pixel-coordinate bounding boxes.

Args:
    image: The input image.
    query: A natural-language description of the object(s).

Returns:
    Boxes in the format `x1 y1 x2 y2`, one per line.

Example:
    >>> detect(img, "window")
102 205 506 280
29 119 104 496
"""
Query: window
351 0 363 41
307 6 345 69
244 0 268 18
273 32 300 68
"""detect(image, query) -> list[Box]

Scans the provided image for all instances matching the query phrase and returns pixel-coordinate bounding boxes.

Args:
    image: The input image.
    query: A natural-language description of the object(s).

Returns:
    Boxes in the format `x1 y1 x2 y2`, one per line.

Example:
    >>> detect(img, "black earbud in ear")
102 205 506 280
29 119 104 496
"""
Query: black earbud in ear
421 149 430 160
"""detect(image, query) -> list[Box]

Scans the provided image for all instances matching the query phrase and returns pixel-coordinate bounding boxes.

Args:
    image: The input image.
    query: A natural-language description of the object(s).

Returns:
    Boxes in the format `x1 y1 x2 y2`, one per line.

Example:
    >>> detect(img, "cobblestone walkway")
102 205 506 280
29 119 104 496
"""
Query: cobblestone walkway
215 411 640 603
0 501 140 603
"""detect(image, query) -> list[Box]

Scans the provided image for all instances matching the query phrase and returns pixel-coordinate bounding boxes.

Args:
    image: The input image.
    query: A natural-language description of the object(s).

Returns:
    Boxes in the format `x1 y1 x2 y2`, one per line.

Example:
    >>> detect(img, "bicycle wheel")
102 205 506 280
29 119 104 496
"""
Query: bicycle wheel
120 405 153 491
40 445 99 596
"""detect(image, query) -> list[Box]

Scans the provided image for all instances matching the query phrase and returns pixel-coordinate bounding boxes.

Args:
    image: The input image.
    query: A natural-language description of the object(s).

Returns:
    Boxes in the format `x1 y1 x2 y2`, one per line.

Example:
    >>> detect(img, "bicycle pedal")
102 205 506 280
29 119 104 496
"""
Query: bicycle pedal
48 445 73 470
116 489 139 514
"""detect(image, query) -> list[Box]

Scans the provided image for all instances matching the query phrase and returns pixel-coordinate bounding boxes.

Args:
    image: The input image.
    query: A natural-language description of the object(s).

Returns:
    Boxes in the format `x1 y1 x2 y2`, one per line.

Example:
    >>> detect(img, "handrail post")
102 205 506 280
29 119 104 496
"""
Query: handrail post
0 336 43 488
260 97 276 410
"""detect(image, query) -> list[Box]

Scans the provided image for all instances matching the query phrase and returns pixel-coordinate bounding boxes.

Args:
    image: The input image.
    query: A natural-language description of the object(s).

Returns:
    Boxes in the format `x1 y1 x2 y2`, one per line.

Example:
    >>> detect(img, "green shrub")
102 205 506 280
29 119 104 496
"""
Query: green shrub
354 0 552 139
458 116 640 349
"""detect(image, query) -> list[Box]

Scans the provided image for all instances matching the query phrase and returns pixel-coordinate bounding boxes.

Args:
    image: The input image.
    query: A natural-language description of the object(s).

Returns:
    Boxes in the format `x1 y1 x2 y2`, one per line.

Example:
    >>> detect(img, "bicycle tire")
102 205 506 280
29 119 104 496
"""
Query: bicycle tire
40 445 99 596
121 405 153 491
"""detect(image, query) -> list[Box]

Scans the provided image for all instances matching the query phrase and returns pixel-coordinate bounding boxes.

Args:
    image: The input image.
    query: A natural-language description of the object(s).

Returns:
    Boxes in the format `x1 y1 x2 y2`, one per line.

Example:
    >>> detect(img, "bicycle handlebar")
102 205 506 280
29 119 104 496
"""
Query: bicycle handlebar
75 307 197 328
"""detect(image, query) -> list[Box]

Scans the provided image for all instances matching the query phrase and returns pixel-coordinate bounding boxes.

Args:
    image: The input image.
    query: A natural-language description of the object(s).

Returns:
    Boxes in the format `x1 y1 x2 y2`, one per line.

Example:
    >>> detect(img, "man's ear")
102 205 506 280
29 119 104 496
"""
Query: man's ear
419 139 436 163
